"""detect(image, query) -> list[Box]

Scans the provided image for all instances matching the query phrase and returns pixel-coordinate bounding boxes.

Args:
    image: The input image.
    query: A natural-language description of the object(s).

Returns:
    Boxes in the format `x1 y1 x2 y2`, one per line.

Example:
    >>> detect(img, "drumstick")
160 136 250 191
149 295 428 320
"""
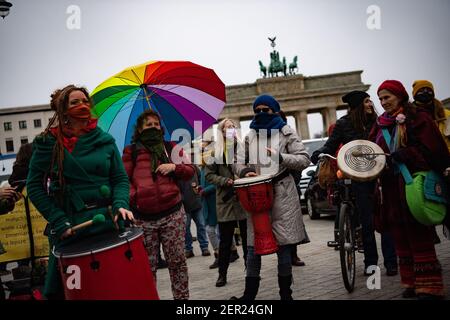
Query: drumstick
351 151 390 157
71 214 106 232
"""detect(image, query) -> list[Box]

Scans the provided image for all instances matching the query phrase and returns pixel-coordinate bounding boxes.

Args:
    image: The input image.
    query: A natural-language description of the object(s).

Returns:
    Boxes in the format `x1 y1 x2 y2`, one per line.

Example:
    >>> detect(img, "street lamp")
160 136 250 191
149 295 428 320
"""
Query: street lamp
0 0 13 19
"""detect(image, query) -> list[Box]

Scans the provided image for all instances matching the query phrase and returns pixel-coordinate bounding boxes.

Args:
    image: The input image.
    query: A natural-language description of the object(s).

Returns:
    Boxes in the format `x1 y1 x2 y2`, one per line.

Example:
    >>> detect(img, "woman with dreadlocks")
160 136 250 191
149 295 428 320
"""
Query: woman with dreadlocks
27 85 133 299
311 90 398 278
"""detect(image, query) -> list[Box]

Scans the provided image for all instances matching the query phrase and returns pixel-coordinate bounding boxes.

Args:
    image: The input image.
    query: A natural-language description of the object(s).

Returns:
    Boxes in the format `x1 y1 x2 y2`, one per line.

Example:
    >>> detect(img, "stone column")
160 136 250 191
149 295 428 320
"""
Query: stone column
295 110 309 140
321 107 337 135
328 106 337 127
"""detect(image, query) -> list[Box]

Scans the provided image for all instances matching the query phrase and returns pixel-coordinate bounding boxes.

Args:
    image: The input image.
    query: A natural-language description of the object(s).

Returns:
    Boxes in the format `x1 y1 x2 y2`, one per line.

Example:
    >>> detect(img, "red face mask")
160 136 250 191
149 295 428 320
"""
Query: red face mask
66 103 91 120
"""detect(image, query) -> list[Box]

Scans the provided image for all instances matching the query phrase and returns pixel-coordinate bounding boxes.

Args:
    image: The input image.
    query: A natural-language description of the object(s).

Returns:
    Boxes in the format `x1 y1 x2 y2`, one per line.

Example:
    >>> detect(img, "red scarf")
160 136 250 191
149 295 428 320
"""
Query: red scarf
50 118 98 153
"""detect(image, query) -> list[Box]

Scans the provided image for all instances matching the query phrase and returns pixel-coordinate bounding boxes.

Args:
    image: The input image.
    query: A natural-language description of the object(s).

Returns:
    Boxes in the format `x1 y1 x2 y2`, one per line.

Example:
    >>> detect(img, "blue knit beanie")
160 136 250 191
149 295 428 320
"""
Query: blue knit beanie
252 94 280 112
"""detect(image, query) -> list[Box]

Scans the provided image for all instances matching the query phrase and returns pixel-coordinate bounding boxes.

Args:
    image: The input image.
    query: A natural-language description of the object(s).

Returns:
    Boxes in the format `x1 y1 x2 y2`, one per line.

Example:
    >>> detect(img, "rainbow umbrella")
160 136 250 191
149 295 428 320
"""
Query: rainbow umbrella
91 61 226 152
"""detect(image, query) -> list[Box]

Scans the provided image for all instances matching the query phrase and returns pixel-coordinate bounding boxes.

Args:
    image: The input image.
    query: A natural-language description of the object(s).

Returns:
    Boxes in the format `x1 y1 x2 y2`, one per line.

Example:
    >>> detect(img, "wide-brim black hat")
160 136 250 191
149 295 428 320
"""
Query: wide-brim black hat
342 91 370 109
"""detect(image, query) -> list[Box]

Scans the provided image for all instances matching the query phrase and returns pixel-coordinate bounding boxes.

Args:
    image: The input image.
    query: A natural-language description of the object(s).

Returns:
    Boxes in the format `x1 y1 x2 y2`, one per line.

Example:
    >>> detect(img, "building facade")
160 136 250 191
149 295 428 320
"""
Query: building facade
0 105 53 156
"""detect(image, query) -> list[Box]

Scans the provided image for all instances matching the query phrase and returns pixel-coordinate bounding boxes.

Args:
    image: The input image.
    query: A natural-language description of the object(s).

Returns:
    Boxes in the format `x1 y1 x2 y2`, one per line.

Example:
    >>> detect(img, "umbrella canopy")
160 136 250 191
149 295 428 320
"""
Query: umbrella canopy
91 61 226 151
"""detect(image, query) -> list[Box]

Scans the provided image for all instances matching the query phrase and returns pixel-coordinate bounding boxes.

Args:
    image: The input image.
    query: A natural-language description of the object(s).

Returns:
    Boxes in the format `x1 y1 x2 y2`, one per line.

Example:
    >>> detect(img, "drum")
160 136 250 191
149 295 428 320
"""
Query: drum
337 140 386 182
234 175 278 255
53 228 159 300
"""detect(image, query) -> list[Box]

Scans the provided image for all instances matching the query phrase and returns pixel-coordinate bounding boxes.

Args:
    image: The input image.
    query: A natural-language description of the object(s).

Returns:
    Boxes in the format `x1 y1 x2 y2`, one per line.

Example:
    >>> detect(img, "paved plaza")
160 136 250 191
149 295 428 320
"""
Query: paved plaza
156 215 450 300
2 214 449 301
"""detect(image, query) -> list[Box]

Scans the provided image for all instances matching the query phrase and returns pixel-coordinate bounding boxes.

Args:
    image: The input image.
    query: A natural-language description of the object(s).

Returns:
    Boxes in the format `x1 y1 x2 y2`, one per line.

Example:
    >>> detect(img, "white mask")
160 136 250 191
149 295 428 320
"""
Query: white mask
225 128 236 140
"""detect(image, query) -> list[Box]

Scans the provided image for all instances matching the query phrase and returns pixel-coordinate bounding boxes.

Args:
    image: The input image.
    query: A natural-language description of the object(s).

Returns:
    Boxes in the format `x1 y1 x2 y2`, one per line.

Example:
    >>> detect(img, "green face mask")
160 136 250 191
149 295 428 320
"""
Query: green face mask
139 127 163 146
138 127 167 173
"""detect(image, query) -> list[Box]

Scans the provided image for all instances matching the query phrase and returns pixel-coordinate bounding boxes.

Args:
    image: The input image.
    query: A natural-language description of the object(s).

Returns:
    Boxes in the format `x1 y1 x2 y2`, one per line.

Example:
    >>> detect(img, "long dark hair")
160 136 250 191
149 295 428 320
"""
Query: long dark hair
43 85 92 203
348 102 377 134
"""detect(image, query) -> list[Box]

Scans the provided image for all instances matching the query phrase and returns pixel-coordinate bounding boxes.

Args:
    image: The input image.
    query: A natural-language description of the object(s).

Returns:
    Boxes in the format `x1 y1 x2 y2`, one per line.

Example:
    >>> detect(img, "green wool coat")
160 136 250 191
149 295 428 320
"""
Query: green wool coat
27 127 130 298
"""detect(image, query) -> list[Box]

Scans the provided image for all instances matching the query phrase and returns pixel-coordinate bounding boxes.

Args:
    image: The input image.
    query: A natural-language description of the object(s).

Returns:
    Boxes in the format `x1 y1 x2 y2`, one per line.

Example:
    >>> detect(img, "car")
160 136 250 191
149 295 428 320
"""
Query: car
303 165 337 219
298 137 328 210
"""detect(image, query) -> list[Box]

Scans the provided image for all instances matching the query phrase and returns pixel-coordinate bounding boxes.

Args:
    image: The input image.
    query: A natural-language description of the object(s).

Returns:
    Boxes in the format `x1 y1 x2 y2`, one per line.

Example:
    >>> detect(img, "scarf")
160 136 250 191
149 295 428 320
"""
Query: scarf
375 107 407 152
224 139 236 165
249 113 286 136
138 127 169 172
66 103 92 120
50 118 98 153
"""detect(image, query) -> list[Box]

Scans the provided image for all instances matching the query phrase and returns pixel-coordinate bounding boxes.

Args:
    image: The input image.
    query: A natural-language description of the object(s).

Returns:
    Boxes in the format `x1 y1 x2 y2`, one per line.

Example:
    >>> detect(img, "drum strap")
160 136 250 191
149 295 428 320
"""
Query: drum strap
381 129 413 184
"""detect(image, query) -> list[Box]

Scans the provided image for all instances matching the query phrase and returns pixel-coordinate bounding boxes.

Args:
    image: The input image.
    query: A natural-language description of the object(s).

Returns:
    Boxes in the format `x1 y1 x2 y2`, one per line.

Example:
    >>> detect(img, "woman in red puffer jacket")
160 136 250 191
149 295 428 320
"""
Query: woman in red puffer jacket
122 109 194 300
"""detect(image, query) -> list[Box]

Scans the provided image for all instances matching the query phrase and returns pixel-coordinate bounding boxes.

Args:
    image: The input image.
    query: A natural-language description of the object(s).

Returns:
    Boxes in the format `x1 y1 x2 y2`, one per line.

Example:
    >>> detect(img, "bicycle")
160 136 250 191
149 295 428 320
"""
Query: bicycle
318 153 363 293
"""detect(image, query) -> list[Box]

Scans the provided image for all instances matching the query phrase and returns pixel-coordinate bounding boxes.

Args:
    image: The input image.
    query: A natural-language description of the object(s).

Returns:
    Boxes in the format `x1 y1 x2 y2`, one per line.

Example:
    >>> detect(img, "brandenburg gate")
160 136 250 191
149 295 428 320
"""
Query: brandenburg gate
216 38 369 140
219 71 370 140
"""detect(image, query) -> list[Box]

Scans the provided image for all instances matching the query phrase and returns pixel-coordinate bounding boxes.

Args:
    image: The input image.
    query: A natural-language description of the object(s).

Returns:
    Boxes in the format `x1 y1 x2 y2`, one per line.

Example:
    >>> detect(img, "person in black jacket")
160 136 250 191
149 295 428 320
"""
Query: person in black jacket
311 91 398 277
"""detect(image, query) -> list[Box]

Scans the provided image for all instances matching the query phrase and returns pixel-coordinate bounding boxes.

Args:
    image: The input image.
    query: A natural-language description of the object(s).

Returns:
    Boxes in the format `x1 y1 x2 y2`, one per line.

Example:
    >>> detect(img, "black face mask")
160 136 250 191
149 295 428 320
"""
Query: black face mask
415 92 434 104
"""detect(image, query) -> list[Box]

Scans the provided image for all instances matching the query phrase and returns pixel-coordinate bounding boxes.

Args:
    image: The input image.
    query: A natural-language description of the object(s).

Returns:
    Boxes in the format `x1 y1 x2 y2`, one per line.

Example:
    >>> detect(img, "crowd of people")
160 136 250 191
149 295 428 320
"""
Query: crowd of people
0 78 449 300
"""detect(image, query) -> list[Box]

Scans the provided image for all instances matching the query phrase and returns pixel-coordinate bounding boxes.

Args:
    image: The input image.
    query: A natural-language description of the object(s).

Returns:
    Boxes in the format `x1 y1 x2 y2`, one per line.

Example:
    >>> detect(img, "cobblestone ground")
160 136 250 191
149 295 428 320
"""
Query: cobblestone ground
156 215 450 300
2 215 448 301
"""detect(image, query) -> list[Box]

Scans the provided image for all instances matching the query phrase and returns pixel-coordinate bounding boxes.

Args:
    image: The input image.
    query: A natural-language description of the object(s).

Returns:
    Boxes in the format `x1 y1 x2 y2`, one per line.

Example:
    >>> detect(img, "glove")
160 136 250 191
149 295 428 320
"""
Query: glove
52 216 72 240
311 151 321 165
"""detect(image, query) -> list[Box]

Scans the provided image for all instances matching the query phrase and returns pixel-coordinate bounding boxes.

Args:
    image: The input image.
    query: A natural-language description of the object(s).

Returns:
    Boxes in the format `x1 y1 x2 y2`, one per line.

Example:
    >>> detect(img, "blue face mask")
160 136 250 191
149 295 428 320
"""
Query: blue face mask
249 112 286 134
253 112 277 125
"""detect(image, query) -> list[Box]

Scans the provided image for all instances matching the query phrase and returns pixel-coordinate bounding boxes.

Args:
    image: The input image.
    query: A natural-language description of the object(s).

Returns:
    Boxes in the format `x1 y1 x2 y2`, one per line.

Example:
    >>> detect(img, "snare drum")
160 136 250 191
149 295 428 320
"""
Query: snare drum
337 140 386 182
53 228 159 300
234 175 278 255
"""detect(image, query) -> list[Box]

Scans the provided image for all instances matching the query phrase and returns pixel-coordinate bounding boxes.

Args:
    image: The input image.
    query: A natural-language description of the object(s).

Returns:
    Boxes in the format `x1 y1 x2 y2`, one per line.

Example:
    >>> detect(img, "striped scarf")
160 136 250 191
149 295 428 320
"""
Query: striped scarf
376 107 407 152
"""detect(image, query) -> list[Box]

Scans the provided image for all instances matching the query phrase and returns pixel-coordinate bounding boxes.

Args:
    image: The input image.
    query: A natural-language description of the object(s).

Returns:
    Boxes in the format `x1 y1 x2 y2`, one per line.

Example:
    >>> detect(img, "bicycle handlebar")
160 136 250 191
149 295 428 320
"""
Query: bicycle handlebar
318 153 337 160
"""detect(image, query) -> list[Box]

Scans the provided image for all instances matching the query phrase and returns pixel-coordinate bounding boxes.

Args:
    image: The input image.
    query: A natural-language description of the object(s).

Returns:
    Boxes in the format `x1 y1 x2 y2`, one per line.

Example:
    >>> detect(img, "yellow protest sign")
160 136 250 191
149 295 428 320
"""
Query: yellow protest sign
0 189 49 263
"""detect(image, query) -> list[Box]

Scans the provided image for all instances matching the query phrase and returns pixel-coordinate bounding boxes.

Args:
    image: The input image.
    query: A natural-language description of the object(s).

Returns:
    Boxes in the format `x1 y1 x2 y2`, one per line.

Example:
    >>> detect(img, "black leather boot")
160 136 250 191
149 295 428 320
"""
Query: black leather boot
209 252 219 269
278 275 293 300
215 272 227 287
230 276 260 300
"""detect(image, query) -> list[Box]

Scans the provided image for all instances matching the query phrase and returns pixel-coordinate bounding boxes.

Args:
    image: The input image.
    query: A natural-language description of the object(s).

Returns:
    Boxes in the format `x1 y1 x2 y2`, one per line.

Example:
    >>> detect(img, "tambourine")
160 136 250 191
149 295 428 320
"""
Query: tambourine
337 140 386 181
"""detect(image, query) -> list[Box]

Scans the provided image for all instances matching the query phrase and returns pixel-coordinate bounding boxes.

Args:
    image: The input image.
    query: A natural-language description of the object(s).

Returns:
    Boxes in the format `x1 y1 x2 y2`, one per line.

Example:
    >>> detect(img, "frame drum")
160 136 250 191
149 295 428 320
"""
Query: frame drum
337 140 386 182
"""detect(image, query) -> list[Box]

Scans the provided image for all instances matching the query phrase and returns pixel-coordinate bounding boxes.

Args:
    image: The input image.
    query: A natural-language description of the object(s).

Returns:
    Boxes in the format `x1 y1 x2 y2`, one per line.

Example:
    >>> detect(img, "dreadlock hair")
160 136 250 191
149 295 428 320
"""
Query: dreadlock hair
43 84 93 204
348 102 377 134
131 109 164 143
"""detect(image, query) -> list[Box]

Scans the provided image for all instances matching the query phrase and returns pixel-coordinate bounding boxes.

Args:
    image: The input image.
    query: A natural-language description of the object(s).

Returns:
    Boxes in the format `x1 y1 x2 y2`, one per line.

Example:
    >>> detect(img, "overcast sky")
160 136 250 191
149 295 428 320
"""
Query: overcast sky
1 0 449 137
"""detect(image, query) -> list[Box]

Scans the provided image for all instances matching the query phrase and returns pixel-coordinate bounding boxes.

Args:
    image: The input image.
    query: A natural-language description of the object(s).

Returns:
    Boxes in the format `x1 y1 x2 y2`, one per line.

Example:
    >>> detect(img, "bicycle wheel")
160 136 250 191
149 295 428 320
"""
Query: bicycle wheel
338 202 356 293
